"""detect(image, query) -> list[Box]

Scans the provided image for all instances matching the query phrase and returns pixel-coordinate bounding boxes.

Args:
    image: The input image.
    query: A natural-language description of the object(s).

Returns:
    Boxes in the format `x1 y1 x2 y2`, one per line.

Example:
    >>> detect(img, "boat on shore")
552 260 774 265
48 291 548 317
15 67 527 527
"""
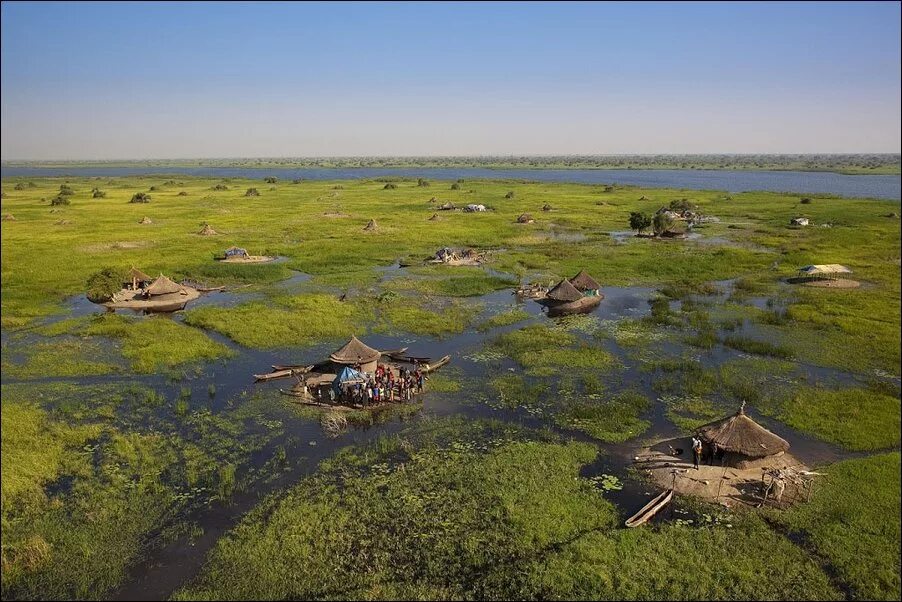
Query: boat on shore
625 489 673 528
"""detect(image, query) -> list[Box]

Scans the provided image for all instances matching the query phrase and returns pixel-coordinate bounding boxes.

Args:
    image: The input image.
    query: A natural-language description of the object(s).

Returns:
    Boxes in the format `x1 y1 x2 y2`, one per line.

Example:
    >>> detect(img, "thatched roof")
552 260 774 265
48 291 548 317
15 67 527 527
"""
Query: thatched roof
330 336 380 365
363 219 378 231
145 274 183 296
139 216 153 224
128 267 152 283
697 406 789 457
542 203 552 211
428 213 440 221
198 223 218 236
517 213 534 223
2 214 16 221
569 270 600 291
797 264 852 276
545 278 583 302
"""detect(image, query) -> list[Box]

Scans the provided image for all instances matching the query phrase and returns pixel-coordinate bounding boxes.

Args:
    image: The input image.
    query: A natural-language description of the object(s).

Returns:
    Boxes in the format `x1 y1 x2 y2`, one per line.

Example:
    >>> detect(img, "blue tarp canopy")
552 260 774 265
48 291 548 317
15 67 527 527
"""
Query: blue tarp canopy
333 366 366 394
225 246 248 257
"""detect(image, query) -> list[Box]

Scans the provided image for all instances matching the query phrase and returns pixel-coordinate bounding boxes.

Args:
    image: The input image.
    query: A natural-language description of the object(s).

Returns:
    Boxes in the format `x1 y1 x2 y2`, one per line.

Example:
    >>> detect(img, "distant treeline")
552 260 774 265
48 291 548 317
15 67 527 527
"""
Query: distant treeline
3 154 900 174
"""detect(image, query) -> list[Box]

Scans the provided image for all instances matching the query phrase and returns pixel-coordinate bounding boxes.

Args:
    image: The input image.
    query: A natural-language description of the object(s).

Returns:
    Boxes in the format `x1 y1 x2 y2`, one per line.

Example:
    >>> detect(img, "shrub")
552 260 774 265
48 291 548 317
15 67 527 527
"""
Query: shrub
148 186 159 191
263 177 278 184
653 211 674 235
383 183 397 190
50 195 70 206
504 191 515 199
13 182 27 190
91 188 106 198
129 192 151 203
245 188 260 197
629 211 652 234
86 267 127 302
450 182 461 190
292 178 303 184
58 184 74 196
669 198 696 211
800 197 812 204
417 178 430 187
211 184 229 191
177 191 188 196
603 185 615 192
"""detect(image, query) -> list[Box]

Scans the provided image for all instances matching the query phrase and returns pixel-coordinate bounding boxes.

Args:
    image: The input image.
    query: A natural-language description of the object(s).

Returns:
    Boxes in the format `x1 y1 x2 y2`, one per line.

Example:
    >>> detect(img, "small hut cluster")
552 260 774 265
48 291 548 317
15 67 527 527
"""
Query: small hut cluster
795 264 852 281
534 270 604 316
103 270 201 311
430 247 484 266
463 204 486 212
790 217 810 227
261 336 451 409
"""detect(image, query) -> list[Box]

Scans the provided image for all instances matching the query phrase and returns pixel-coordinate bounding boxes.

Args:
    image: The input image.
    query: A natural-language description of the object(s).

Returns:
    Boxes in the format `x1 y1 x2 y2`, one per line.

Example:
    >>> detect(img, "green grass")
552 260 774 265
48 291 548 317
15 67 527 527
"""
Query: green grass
82 314 234 373
774 386 901 451
556 389 651 442
376 298 481 337
1 337 122 379
184 293 373 348
767 453 901 601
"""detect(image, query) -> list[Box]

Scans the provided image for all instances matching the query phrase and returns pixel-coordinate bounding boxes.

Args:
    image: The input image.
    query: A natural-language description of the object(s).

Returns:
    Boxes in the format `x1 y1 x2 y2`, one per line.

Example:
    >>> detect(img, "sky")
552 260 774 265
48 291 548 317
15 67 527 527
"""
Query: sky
1 1 900 159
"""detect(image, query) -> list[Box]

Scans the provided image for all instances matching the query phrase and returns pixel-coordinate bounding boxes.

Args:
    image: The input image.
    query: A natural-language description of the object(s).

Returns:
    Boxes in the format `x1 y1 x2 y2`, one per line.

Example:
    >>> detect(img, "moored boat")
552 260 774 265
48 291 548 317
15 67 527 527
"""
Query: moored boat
625 489 673 528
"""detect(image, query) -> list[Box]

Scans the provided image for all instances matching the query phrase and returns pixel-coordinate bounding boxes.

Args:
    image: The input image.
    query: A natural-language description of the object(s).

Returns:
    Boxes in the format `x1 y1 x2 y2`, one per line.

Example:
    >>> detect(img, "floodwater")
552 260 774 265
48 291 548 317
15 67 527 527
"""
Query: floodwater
2 166 900 200
1 266 869 600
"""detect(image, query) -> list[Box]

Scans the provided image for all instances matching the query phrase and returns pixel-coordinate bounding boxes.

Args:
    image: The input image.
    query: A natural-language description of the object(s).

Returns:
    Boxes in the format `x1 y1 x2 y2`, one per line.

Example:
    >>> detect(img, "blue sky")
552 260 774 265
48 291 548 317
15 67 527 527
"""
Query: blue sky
1 1 899 159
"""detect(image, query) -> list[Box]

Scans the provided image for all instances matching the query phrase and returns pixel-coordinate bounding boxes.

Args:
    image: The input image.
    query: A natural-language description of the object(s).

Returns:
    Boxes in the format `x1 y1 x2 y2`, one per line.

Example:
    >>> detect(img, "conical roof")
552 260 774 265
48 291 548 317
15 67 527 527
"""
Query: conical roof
330 336 381 365
569 270 600 291
145 274 183 296
545 278 583 302
697 405 790 457
363 219 378 231
139 216 153 224
517 213 534 223
199 223 218 235
128 267 152 283
3 214 17 221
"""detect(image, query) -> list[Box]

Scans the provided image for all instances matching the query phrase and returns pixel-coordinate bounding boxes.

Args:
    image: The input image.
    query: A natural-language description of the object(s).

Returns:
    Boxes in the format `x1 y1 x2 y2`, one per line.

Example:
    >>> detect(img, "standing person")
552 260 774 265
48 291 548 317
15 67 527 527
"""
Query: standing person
709 441 719 466
692 436 702 470
417 372 424 392
329 387 336 404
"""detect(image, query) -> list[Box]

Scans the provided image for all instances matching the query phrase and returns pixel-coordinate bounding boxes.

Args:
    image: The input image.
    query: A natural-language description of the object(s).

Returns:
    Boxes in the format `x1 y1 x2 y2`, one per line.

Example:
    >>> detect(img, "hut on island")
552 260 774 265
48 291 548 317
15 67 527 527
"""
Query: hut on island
796 264 852 281
790 217 810 227
516 213 535 224
542 279 584 304
198 223 218 236
329 336 381 374
224 246 249 259
138 216 153 224
569 270 601 294
542 203 552 212
125 267 153 291
144 274 184 297
696 404 790 469
363 219 378 232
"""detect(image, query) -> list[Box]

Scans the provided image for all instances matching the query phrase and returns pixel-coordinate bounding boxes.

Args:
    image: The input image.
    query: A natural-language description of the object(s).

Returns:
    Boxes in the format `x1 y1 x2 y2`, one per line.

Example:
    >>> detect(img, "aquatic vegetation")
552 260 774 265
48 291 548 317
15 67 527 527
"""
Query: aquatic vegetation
82 314 233 373
475 308 531 331
557 390 651 443
1 337 122 379
375 298 481 337
660 394 725 432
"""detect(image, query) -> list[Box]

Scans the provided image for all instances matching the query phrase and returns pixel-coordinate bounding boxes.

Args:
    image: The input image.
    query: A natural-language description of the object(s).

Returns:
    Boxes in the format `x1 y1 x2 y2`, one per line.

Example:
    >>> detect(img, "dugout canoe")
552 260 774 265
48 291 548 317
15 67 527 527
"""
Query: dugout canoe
253 369 295 382
624 489 673 528
422 355 451 373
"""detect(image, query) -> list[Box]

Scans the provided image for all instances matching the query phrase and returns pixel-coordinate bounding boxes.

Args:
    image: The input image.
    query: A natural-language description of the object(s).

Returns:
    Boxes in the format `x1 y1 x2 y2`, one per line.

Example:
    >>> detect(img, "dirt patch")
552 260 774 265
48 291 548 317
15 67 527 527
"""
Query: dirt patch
801 278 860 289
217 256 276 264
634 437 808 508
82 241 150 253
323 212 349 218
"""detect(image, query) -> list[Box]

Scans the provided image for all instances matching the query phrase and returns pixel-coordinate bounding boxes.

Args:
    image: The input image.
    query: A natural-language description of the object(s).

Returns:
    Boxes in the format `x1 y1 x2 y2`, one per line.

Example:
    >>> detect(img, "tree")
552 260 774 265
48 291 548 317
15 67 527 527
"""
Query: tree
86 267 127 302
92 188 106 198
450 182 461 190
504 191 515 199
245 188 260 197
50 195 70 206
383 183 397 190
264 177 278 184
629 211 652 234
653 211 674 236
58 184 75 196
129 192 151 203
417 178 430 187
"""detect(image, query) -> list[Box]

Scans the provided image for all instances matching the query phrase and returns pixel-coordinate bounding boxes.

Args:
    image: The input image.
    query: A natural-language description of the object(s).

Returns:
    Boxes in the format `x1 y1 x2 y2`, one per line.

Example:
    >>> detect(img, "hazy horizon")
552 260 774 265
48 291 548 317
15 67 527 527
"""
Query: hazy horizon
2 2 900 160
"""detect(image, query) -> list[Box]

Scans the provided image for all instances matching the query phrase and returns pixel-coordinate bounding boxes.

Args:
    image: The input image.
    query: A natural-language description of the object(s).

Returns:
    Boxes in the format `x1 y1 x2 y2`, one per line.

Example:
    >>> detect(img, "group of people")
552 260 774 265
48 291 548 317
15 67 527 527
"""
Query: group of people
322 363 426 406
690 436 720 469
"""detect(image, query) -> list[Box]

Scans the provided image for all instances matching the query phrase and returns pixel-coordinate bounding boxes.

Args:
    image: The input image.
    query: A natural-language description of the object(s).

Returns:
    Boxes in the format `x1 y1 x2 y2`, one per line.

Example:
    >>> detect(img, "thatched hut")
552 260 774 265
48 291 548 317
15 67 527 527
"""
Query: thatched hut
198 223 218 236
329 336 381 373
796 264 852 281
542 203 552 212
438 202 455 211
428 213 440 221
569 270 600 292
144 274 184 297
2 214 16 221
517 213 535 224
126 267 153 290
139 216 153 224
363 219 378 232
224 246 249 259
790 217 809 227
545 279 583 303
696 405 790 469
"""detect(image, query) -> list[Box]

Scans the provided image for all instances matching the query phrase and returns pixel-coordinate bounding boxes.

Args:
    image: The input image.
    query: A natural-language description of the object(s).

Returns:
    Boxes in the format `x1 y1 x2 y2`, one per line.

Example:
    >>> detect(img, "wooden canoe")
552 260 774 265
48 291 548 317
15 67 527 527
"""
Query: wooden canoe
422 355 451 374
625 489 673 528
254 369 294 382
270 364 314 373
390 353 433 363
